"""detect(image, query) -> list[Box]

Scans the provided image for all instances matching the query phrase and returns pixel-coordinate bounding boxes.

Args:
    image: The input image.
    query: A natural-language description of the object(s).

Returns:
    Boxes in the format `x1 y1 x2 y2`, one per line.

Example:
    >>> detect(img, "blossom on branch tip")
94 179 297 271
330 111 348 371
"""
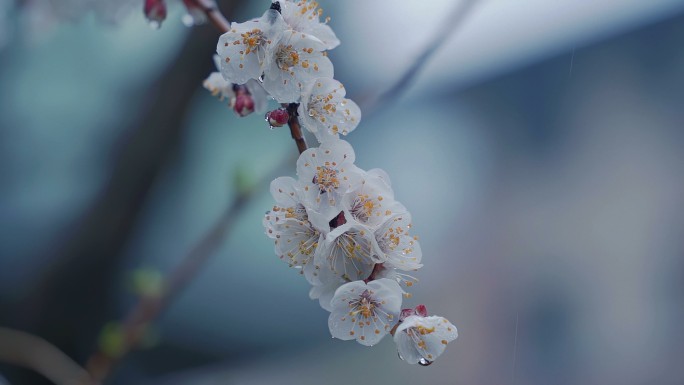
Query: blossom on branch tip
298 78 361 143
328 278 402 346
393 314 458 365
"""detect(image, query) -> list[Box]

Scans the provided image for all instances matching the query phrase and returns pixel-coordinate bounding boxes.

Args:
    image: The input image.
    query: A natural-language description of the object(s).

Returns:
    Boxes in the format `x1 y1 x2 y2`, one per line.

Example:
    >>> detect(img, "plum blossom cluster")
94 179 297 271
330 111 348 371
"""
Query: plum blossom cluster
263 140 457 364
213 0 461 365
205 0 360 142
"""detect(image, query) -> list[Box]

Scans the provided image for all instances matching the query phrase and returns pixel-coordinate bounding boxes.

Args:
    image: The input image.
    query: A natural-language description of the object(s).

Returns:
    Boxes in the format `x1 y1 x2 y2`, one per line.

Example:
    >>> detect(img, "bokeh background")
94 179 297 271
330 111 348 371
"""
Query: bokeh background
1 0 684 384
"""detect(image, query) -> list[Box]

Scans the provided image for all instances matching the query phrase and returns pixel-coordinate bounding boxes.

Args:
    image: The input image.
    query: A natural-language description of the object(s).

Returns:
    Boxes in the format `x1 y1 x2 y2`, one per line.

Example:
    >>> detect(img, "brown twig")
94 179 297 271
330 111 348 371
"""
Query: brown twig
190 0 230 33
0 328 95 385
284 103 308 154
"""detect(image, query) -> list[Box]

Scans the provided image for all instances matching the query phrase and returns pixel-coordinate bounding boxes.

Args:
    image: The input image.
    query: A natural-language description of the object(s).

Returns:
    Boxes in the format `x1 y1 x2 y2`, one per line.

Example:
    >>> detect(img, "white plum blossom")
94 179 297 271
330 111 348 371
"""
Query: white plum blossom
279 0 340 50
264 177 324 285
295 139 361 217
328 279 402 346
204 55 235 101
298 78 361 143
261 29 334 103
315 218 376 282
373 213 422 271
217 7 285 85
394 315 458 365
342 168 406 228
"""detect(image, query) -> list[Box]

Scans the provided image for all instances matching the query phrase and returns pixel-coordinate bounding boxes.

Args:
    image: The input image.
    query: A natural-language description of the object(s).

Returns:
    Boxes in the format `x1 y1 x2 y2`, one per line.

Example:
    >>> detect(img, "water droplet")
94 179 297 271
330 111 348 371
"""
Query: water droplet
181 14 195 27
397 352 404 361
258 74 265 83
147 20 161 30
418 358 433 366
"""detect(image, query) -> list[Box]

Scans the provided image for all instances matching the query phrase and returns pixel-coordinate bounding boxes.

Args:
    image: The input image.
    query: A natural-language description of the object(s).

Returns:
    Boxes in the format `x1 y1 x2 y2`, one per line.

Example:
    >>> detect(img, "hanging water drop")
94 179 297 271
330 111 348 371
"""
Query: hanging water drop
418 358 433 366
181 14 195 27
148 20 161 30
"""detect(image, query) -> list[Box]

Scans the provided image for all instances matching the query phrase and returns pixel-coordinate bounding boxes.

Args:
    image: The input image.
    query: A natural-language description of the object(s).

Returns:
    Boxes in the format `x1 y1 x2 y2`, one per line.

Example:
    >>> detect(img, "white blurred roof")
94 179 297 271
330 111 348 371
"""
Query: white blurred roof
333 0 684 93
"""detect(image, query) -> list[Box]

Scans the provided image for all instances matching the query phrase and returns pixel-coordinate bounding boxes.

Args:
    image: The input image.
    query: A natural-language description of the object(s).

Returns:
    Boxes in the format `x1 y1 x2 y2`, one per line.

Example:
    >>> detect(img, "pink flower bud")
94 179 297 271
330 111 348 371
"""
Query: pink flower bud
399 308 415 322
144 0 167 26
414 304 428 317
233 93 255 117
265 108 290 127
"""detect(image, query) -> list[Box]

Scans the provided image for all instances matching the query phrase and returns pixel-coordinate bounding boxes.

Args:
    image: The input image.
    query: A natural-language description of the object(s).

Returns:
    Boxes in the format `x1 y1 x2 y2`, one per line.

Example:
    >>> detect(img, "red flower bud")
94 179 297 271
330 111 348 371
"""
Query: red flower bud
414 304 428 317
233 93 255 117
265 108 290 128
144 0 167 27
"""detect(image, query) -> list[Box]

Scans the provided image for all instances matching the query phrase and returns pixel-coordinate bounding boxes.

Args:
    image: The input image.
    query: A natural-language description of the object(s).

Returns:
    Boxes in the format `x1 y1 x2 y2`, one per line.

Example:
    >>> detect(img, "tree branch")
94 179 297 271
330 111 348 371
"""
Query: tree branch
0 328 95 385
363 0 479 115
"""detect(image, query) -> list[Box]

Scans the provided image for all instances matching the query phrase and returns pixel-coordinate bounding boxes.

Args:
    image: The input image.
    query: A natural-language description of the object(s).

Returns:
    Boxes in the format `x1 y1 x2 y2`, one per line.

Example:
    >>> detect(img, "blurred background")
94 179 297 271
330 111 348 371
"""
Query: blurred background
1 0 684 384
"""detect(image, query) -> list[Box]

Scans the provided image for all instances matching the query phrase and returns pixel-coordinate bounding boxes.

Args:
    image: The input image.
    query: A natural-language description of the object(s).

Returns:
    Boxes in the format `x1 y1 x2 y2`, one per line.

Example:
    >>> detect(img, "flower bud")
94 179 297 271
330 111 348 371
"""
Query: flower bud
265 107 290 127
233 93 255 117
144 0 167 27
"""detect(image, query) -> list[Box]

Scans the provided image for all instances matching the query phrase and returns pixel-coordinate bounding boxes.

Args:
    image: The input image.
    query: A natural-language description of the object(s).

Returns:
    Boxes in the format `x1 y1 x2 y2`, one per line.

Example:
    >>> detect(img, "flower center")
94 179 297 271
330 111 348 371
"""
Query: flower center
350 193 374 222
276 44 300 70
415 325 435 335
308 92 336 122
350 290 378 319
241 29 265 55
313 166 339 192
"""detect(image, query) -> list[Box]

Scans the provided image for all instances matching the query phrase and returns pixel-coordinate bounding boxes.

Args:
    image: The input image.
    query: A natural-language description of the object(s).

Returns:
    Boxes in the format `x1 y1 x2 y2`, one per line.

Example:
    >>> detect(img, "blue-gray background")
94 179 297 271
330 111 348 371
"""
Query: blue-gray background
1 1 684 384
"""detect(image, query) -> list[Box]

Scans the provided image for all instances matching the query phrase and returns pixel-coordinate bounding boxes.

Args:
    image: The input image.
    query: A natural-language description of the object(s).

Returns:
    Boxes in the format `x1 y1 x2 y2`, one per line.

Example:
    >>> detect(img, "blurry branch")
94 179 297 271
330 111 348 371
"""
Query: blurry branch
361 0 479 116
83 2 307 383
0 328 94 385
14 2 245 385
85 178 259 383
190 0 230 32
